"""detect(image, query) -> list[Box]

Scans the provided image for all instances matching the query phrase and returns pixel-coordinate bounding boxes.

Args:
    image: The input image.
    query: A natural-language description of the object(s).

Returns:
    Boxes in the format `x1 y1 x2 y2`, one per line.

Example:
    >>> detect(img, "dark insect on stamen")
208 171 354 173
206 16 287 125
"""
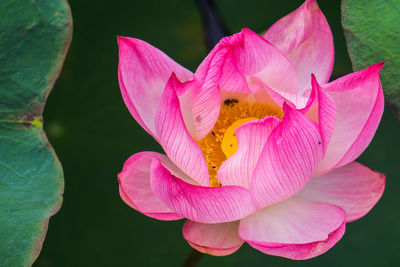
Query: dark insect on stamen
211 131 216 136
224 99 239 107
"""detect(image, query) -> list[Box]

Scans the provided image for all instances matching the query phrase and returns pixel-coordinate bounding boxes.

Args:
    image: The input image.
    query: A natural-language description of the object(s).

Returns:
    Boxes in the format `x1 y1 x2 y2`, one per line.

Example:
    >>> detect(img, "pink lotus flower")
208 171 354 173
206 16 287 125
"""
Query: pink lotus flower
117 0 385 260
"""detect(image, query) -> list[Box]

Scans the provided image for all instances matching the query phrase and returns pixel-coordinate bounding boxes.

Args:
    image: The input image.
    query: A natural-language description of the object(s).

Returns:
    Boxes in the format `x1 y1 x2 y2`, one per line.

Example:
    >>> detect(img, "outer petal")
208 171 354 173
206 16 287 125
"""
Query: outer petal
118 36 193 139
263 0 334 92
239 197 346 260
183 221 244 256
155 74 209 186
250 104 323 208
298 161 385 222
118 152 185 220
218 116 281 188
315 63 384 175
150 158 256 223
336 84 384 167
191 28 300 139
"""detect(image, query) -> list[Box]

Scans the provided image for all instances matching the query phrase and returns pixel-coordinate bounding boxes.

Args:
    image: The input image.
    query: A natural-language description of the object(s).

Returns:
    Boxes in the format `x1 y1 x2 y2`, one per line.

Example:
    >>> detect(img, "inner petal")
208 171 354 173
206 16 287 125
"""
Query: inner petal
196 99 284 187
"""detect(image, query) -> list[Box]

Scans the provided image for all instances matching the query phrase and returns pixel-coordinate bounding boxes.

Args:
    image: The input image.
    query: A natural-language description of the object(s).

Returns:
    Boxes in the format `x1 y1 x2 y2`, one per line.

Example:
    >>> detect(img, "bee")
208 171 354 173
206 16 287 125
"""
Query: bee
224 99 239 107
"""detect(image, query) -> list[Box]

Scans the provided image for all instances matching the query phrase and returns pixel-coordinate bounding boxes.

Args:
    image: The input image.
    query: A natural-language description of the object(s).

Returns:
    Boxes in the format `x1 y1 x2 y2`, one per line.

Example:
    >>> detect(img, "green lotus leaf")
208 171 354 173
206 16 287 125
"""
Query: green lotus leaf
0 0 72 265
342 0 400 118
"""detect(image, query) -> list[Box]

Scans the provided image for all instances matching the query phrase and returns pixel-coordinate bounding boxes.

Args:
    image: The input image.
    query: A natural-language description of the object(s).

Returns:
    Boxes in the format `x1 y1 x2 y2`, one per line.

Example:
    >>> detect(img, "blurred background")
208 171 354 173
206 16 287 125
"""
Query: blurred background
34 0 400 266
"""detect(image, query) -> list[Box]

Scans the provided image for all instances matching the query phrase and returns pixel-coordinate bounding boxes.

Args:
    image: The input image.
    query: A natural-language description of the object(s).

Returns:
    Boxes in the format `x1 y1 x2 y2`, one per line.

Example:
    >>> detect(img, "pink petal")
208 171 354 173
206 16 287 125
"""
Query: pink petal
155 73 209 186
303 75 337 154
191 28 299 139
118 36 193 139
250 104 323 208
336 84 384 167
118 152 185 221
175 79 198 136
189 38 235 140
263 0 334 92
182 220 244 256
191 71 222 140
237 29 301 107
248 76 296 107
298 161 386 222
196 28 300 95
218 116 281 188
315 63 384 175
239 197 346 260
150 158 256 223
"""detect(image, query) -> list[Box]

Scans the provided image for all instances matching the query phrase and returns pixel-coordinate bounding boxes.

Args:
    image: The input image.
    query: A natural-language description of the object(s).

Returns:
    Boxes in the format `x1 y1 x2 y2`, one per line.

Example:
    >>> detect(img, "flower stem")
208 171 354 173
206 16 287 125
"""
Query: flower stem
181 248 204 267
195 0 229 50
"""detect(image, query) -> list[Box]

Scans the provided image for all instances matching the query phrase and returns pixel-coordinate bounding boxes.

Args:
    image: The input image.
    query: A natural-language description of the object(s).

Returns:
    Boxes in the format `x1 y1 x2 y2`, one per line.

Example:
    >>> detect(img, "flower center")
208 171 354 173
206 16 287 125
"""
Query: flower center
196 99 284 187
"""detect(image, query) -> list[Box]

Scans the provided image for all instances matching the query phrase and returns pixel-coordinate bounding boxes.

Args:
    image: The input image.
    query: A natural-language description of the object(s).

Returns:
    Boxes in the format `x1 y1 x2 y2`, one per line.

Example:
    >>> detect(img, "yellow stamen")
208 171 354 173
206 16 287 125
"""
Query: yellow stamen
196 99 284 187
